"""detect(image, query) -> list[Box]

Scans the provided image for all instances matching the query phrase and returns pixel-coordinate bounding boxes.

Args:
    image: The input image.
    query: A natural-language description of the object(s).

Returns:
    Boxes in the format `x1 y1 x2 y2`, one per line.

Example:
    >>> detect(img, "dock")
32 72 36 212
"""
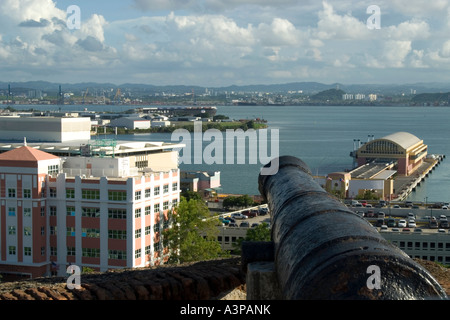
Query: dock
393 154 445 201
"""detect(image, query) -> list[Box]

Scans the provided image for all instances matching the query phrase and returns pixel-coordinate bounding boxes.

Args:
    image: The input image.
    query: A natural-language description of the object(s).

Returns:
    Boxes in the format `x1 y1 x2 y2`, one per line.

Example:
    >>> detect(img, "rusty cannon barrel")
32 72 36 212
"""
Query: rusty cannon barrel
258 156 448 300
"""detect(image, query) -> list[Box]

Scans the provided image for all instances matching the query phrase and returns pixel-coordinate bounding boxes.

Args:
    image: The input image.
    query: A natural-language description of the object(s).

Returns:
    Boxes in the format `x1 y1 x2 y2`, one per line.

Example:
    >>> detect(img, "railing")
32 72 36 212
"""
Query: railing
252 155 447 300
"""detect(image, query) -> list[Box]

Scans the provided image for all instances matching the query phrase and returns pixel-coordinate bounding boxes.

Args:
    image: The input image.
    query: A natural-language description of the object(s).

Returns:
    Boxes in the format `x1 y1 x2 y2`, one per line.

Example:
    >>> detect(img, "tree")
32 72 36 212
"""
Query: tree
233 223 271 254
223 194 254 209
163 197 228 264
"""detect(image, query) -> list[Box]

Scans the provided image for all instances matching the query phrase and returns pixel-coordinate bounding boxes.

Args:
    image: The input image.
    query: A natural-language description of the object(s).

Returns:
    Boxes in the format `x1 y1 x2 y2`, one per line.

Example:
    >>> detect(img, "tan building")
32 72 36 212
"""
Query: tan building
355 132 427 176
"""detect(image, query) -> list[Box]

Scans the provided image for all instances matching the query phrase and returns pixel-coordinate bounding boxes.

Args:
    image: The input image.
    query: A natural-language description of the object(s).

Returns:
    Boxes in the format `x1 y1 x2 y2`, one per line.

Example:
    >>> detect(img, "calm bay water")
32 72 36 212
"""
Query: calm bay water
22 104 450 202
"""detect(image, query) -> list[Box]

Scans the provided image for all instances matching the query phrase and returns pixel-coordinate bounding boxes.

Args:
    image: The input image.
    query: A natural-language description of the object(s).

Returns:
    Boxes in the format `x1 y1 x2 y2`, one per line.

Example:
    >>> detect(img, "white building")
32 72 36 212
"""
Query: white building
0 117 91 142
109 117 151 130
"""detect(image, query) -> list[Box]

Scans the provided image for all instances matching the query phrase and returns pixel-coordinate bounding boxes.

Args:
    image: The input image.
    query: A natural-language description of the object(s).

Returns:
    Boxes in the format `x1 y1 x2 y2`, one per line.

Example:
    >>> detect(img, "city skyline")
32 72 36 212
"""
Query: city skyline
2 1 450 87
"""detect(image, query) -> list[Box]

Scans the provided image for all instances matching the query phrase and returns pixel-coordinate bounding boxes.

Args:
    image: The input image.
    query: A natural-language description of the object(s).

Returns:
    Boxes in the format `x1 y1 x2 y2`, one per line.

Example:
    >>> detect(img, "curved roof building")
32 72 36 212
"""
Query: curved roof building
356 132 427 175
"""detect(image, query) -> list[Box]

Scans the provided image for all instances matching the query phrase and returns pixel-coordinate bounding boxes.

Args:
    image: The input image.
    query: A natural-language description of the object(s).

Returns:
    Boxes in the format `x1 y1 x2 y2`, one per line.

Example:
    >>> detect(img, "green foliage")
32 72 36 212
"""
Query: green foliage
180 190 202 201
233 223 271 254
163 197 228 264
223 194 254 209
354 190 380 200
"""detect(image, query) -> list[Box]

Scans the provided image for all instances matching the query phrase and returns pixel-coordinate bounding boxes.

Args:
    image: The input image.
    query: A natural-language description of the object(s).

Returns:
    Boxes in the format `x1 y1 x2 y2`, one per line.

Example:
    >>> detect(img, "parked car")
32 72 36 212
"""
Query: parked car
228 223 238 228
231 213 248 220
393 204 400 208
366 210 375 217
442 206 448 210
440 215 448 221
244 209 259 218
239 222 250 228
380 225 388 231
376 218 385 227
377 212 385 218
251 223 259 228
439 220 449 228
218 216 230 225
258 207 269 215
387 218 396 227
408 220 417 228
365 204 373 208
398 219 407 228
414 228 422 233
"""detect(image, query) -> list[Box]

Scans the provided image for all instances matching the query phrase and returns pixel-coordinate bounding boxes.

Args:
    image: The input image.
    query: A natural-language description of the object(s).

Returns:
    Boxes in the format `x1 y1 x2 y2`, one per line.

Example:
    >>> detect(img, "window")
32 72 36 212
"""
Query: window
145 226 151 235
66 189 75 199
145 245 151 255
23 208 31 217
153 223 160 233
67 206 75 216
50 226 57 235
50 247 57 256
8 207 16 216
145 206 151 216
48 165 59 175
82 248 100 258
135 190 141 200
135 160 148 169
108 191 127 201
24 227 32 236
49 188 57 198
8 188 16 198
67 227 76 237
154 186 160 196
108 230 127 240
40 206 45 216
108 250 126 260
135 208 141 218
67 247 76 256
108 208 127 219
41 247 45 255
163 185 169 194
172 183 178 192
82 207 100 218
172 199 178 207
82 228 100 238
154 203 160 213
23 189 31 199
41 227 45 236
24 247 31 256
82 189 100 200
135 248 141 259
145 188 151 198
153 242 160 252
163 201 169 210
50 206 57 216
8 226 16 235
9 246 16 255
135 229 141 239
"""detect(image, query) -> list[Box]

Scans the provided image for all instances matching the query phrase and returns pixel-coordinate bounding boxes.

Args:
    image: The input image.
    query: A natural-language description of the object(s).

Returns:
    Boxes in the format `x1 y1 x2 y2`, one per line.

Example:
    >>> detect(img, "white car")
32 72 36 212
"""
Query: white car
408 220 417 228
231 213 248 220
398 219 407 228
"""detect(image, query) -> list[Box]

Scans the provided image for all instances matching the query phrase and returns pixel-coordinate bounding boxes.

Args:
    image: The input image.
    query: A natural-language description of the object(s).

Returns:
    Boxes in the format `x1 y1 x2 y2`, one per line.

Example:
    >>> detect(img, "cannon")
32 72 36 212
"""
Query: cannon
255 155 448 300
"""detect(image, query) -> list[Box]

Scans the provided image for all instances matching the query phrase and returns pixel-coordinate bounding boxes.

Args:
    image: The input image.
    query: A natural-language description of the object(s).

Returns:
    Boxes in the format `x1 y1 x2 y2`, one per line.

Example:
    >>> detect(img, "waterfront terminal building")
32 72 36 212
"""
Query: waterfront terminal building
354 132 428 176
0 140 183 280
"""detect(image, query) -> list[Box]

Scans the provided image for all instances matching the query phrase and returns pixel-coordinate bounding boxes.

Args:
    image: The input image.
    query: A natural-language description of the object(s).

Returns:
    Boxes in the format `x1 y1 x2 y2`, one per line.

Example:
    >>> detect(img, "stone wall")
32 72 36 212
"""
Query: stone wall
0 258 245 300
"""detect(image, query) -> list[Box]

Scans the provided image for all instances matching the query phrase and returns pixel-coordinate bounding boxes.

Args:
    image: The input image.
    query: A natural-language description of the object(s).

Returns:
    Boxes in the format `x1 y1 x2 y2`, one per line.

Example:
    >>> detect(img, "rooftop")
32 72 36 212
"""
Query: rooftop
0 146 59 162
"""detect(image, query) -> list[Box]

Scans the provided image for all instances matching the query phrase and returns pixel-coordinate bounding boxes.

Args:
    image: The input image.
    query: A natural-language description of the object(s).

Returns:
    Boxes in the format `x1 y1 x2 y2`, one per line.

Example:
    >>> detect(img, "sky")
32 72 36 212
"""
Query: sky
1 0 450 87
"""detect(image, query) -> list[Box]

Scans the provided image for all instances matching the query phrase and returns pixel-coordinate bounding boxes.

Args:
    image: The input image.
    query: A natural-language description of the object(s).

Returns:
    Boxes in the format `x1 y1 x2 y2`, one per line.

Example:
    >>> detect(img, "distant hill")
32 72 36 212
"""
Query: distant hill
311 88 345 101
411 92 450 104
1 80 450 97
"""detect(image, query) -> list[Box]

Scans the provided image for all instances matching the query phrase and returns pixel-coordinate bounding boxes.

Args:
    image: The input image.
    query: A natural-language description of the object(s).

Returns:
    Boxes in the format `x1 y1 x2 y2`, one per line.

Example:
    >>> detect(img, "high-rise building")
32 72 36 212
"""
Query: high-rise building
0 142 181 280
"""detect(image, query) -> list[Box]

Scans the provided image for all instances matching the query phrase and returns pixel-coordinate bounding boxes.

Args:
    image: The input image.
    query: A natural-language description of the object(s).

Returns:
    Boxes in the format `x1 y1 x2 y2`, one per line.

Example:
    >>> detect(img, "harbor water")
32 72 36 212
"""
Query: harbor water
15 104 450 202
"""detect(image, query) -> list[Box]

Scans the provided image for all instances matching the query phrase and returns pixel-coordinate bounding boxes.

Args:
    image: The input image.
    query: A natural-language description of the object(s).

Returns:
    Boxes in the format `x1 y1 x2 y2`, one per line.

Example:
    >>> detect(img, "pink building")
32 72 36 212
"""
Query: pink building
0 145 180 280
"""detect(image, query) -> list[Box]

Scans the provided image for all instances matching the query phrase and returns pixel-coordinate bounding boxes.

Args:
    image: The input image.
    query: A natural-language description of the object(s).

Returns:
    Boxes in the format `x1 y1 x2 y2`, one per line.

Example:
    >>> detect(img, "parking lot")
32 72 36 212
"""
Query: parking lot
217 205 271 228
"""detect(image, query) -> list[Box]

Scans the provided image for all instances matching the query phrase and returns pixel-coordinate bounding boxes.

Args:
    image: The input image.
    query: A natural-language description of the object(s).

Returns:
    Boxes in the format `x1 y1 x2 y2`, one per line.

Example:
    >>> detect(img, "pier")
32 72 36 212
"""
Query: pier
393 154 445 201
